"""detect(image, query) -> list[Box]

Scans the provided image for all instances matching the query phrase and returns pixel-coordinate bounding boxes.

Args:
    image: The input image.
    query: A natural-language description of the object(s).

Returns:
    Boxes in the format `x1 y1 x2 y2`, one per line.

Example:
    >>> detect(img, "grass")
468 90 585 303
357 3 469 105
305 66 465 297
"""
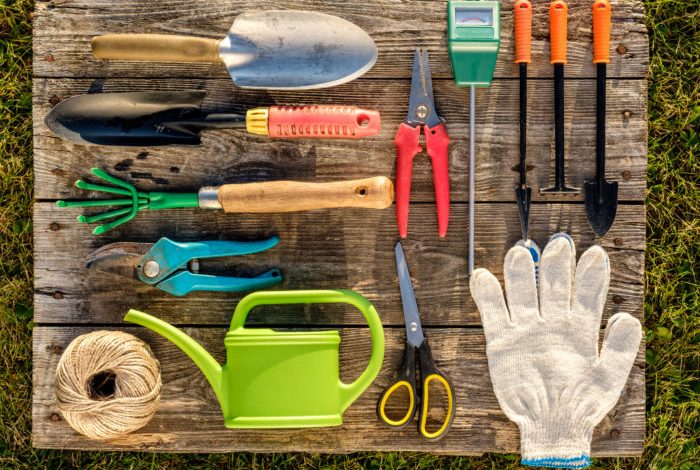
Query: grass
1 0 697 468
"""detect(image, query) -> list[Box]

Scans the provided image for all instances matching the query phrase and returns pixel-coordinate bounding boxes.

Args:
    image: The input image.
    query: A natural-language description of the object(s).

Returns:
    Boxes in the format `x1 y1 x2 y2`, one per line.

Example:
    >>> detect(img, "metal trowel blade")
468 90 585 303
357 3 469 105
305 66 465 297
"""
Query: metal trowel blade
220 11 378 90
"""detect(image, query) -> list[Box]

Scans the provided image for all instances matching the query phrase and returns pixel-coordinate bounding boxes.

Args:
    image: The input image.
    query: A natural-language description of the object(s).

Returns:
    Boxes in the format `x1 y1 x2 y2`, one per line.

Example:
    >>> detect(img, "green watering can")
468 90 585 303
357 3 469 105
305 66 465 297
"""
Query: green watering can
124 290 384 428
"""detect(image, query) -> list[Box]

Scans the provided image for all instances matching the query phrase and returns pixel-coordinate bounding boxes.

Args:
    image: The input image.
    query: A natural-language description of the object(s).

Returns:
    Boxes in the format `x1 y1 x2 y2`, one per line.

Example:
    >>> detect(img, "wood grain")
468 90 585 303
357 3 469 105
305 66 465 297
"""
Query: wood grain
32 326 645 455
32 0 648 80
217 177 394 212
34 202 644 326
32 0 648 455
33 78 647 202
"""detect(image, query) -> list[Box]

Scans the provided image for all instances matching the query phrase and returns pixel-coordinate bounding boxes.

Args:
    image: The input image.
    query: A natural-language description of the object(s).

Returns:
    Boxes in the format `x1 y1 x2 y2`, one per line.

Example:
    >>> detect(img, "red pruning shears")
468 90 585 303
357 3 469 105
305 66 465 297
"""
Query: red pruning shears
396 48 450 238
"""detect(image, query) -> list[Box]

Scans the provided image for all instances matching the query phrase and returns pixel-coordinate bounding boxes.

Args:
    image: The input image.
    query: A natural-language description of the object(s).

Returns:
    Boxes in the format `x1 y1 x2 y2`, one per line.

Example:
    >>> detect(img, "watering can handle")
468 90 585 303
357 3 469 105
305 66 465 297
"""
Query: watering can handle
231 290 385 413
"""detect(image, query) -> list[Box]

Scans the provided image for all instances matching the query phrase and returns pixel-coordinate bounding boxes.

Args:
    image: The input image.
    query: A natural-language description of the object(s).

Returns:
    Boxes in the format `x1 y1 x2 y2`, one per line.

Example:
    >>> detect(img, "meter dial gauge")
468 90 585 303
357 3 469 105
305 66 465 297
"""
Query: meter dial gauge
455 7 494 26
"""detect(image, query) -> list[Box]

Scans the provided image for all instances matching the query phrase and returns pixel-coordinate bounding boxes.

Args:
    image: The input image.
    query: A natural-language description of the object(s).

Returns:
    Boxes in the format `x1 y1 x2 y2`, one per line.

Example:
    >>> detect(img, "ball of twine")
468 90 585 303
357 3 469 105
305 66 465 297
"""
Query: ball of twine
55 330 162 440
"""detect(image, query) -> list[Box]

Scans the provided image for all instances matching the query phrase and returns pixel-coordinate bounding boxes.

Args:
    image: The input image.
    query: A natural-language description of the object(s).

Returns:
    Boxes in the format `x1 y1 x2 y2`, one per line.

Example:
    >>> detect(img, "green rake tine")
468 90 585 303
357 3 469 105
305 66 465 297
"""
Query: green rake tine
77 203 149 224
57 198 149 208
88 167 141 232
91 203 150 235
74 180 146 198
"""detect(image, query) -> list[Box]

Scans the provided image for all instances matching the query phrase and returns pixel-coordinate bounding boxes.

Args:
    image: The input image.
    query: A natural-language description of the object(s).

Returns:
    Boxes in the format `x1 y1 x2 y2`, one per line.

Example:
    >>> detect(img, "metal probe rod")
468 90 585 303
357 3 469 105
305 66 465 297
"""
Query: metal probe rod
468 85 476 276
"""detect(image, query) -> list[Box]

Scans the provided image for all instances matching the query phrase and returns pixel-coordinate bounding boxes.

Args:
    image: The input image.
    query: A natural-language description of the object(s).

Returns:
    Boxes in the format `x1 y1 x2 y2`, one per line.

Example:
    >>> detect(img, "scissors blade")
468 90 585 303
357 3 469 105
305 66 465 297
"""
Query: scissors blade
395 242 425 348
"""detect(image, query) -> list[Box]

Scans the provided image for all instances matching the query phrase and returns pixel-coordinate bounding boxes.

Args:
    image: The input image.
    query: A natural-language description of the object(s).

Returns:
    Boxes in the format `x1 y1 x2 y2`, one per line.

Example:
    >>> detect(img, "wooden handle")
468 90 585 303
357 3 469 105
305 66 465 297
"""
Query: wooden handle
218 177 395 213
91 34 221 63
514 0 533 64
550 1 568 64
593 0 612 64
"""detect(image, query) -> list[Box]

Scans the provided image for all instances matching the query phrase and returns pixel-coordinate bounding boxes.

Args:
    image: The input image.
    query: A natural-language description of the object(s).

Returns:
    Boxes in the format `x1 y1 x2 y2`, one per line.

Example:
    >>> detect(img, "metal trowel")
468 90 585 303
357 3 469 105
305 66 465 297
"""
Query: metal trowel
91 10 378 90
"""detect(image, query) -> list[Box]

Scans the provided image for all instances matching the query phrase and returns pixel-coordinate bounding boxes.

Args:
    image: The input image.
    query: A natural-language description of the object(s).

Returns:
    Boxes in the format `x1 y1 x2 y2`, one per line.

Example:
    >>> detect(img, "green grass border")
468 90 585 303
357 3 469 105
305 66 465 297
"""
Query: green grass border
1 0 697 468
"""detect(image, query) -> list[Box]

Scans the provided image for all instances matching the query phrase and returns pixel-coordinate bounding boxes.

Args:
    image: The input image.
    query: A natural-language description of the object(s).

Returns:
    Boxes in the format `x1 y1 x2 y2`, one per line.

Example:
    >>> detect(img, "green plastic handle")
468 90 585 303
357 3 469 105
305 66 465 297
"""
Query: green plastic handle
231 290 385 413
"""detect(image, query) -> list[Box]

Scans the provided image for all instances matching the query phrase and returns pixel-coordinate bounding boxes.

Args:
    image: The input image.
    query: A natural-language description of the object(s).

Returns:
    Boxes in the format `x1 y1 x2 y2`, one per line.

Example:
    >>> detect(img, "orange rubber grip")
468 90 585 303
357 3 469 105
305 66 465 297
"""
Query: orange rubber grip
550 0 568 64
514 0 533 64
268 105 381 139
593 0 612 63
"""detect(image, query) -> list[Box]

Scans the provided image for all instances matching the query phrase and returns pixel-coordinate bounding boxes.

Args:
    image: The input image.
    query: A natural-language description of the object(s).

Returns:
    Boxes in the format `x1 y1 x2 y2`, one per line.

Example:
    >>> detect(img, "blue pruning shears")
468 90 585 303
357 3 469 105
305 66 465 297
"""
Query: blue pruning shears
86 236 282 297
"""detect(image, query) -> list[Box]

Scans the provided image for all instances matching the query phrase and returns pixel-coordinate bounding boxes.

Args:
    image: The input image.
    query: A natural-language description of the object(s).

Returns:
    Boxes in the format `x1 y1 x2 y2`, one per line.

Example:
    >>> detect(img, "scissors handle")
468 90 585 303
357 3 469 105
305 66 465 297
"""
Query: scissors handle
377 342 417 427
417 340 455 440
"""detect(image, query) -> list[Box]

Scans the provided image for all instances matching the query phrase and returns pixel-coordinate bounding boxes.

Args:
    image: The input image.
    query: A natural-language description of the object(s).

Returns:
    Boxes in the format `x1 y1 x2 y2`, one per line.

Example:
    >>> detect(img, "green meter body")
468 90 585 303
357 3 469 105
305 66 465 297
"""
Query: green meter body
448 1 501 87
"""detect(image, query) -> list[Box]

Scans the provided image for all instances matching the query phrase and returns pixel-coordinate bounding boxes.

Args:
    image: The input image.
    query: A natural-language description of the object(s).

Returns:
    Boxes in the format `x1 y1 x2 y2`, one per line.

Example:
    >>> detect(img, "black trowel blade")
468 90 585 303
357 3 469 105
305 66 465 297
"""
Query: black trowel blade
584 180 618 237
45 91 207 146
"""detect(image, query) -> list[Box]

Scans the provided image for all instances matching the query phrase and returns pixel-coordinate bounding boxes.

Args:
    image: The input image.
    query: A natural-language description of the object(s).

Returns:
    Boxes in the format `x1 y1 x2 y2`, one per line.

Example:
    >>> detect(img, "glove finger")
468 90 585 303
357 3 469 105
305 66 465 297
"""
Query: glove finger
470 268 511 341
586 313 642 425
573 245 610 337
539 233 575 320
504 245 540 323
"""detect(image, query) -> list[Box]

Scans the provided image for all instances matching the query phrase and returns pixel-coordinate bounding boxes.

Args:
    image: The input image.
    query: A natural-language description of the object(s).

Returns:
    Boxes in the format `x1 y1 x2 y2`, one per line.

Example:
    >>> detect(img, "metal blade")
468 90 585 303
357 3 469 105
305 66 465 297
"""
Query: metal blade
584 180 618 237
220 11 377 90
516 186 532 241
395 242 425 348
406 48 440 128
45 91 208 146
86 242 153 280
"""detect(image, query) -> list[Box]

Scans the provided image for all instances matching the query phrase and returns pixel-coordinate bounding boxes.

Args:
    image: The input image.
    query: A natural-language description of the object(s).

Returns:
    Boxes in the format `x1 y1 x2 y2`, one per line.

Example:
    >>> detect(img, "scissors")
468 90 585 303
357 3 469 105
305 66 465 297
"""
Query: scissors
377 242 455 439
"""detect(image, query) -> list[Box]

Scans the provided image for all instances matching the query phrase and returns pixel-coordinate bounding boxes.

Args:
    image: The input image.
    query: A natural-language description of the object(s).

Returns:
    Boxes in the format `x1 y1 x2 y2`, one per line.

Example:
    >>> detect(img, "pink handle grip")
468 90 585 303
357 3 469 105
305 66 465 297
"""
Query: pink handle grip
268 105 381 139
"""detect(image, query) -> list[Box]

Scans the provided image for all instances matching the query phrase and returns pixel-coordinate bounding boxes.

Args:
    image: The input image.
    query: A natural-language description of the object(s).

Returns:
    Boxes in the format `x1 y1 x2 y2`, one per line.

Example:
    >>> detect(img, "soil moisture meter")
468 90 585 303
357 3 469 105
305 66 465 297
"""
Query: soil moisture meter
447 1 500 276
448 1 500 86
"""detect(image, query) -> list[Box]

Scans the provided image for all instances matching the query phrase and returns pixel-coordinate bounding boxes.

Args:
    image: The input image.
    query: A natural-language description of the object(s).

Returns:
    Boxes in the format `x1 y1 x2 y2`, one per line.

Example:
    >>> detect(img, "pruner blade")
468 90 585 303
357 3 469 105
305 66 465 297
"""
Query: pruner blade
406 48 441 129
86 242 153 280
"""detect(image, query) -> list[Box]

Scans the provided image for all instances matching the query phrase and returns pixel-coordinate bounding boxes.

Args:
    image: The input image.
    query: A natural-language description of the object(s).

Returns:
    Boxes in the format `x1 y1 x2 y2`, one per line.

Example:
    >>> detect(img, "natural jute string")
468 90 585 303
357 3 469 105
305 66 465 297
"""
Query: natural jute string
55 331 162 440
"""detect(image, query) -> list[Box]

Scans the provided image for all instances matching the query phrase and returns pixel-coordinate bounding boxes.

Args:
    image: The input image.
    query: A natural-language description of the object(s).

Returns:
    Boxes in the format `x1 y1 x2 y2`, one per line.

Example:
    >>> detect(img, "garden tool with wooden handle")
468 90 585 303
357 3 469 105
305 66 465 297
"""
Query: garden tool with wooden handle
58 168 394 235
91 10 378 90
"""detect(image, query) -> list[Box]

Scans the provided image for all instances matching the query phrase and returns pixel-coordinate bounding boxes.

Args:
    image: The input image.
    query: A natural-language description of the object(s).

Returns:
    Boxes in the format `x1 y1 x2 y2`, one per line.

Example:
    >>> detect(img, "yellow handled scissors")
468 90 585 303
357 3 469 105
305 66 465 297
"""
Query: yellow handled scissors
377 242 455 440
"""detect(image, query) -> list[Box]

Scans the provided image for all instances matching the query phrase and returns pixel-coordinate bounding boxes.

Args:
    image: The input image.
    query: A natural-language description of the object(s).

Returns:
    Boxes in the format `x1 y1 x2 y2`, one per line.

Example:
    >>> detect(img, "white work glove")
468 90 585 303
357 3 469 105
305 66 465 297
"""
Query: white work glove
470 233 642 469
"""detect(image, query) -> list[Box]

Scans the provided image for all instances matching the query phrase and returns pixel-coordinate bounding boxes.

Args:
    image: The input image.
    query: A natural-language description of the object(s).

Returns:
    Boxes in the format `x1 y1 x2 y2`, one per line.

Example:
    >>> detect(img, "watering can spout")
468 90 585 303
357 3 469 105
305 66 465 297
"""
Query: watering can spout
124 309 224 406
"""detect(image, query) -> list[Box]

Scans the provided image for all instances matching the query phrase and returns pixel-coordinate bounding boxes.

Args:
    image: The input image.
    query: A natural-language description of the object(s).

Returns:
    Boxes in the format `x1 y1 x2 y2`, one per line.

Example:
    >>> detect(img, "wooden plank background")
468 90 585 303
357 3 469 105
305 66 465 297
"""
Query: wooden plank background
32 0 648 455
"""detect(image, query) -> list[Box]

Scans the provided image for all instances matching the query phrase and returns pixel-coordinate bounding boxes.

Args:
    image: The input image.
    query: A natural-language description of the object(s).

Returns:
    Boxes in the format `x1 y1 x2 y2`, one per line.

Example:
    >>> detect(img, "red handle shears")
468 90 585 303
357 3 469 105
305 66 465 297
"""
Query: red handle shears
396 48 450 238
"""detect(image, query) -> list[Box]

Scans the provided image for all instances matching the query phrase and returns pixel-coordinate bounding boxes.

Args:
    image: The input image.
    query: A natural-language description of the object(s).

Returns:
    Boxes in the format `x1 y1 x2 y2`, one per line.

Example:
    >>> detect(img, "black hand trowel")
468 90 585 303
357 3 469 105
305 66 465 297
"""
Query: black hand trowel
584 0 618 237
45 91 242 146
45 91 383 146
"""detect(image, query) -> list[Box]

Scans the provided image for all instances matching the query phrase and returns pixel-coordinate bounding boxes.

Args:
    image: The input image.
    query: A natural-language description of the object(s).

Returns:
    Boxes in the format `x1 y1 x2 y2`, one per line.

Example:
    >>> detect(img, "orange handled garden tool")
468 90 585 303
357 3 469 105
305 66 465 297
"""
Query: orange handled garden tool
514 0 533 241
542 1 580 195
584 0 618 236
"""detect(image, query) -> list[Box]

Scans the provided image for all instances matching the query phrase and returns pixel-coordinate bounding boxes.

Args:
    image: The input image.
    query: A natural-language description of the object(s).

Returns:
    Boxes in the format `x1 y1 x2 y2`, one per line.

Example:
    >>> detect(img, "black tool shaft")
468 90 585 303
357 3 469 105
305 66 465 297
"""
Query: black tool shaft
519 63 528 187
553 63 566 190
596 63 607 196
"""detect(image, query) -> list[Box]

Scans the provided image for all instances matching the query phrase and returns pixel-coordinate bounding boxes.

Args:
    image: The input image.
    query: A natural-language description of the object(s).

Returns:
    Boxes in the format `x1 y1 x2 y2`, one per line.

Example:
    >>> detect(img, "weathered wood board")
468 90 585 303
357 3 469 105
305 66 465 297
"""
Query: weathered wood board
32 0 648 456
33 327 645 455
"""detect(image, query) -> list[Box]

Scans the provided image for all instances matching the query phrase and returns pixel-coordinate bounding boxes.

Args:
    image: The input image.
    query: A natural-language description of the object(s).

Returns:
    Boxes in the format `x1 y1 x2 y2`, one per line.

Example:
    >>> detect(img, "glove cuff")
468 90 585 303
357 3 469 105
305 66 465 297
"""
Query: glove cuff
519 419 593 469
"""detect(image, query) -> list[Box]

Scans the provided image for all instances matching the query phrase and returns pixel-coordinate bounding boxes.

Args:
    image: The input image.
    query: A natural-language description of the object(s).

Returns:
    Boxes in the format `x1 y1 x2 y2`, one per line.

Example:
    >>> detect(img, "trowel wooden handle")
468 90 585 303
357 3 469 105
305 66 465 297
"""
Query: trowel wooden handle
218 177 394 213
92 34 220 63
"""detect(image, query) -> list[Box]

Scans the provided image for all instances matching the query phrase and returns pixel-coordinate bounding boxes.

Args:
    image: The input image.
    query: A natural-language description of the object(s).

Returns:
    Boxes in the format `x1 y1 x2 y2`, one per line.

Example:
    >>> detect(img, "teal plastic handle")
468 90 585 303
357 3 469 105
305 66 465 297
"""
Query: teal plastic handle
231 290 385 413
138 236 281 285
157 268 282 297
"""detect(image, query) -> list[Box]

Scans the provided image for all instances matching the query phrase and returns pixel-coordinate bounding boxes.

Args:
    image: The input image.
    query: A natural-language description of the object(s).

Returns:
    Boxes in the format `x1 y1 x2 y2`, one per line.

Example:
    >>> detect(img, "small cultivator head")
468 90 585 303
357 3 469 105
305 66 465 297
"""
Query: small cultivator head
57 168 148 235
